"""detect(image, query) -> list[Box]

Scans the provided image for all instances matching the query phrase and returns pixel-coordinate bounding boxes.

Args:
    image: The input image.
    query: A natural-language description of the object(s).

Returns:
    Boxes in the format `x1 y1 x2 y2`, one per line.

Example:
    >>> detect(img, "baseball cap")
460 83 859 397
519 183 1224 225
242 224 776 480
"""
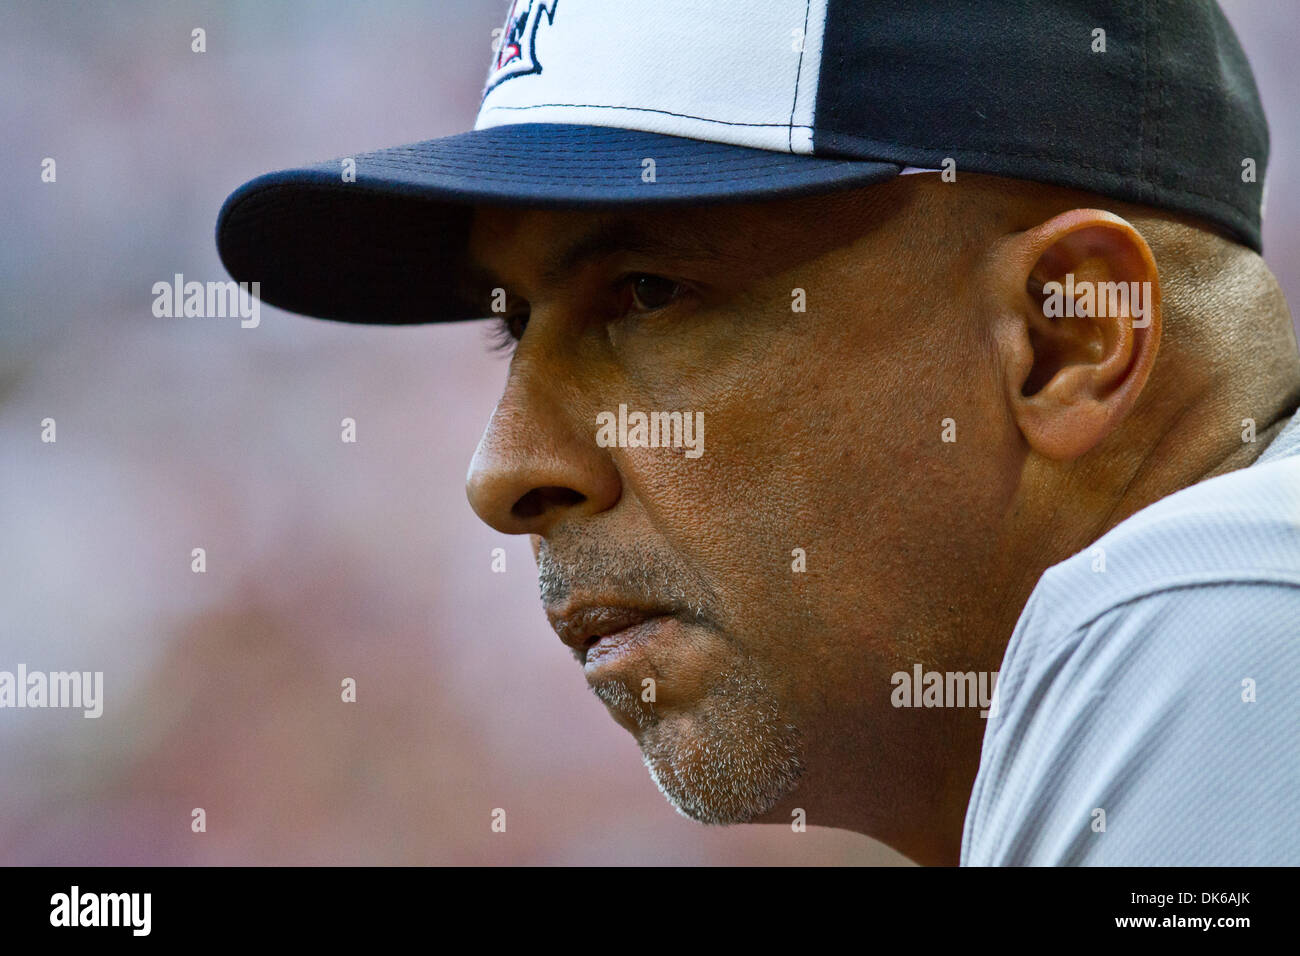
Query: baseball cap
215 0 1269 325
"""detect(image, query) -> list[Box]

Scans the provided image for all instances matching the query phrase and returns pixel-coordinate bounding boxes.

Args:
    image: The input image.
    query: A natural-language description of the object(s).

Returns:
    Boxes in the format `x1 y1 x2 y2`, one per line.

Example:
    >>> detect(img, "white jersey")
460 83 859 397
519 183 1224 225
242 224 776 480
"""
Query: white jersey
962 407 1300 865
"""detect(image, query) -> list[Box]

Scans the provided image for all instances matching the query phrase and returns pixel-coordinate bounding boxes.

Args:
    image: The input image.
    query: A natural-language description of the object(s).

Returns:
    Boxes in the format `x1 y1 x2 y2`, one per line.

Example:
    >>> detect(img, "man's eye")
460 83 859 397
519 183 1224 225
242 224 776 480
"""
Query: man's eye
624 274 684 313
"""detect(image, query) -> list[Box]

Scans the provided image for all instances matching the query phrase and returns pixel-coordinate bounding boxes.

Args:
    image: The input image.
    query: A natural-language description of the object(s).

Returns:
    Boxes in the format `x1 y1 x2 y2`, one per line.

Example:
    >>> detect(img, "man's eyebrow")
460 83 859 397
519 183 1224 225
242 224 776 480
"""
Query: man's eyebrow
460 215 731 307
537 216 726 286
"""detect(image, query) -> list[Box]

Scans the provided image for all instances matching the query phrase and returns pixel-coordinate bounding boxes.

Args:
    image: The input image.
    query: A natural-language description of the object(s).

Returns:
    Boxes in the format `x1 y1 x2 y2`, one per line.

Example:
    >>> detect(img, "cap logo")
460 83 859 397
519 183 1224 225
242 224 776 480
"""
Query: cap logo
485 0 558 96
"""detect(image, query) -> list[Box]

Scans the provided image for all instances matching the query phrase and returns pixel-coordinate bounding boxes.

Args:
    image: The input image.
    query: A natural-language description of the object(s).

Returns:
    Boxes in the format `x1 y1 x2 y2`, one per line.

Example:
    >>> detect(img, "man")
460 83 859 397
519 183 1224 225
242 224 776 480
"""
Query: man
217 0 1300 865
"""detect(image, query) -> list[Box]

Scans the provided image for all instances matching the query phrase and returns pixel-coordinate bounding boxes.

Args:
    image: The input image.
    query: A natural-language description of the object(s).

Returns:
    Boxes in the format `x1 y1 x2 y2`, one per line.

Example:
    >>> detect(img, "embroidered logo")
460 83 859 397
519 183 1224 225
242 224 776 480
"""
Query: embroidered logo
485 0 558 96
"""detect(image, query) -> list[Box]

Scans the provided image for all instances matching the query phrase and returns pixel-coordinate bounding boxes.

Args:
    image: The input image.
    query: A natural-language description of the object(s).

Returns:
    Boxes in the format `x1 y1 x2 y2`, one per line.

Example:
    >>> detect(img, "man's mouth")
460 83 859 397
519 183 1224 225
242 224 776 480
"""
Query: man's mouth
548 603 675 670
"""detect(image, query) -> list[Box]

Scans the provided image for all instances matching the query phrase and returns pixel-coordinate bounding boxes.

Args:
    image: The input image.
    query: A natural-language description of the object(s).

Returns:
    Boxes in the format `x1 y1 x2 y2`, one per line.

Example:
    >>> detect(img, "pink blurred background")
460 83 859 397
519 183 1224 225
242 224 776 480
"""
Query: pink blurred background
1 1 1296 865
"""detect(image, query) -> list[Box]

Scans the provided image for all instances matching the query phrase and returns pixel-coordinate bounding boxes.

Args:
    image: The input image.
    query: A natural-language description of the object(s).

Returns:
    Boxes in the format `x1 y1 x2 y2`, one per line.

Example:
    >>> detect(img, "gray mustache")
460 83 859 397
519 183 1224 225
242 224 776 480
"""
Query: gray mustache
536 539 714 621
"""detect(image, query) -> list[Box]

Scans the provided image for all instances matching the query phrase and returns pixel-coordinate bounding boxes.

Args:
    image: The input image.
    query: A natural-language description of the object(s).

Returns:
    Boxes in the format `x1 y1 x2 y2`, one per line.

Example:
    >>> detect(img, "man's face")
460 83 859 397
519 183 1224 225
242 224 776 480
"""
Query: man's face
464 181 1021 836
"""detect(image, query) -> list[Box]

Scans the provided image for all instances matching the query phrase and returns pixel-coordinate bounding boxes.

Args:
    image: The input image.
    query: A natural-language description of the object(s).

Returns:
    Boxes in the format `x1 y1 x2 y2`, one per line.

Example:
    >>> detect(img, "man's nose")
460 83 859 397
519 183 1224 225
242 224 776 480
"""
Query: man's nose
465 373 621 536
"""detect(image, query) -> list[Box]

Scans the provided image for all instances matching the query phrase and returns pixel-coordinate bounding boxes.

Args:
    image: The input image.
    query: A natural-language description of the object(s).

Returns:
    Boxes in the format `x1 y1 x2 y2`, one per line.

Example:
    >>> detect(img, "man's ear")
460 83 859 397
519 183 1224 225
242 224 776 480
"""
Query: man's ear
988 208 1161 461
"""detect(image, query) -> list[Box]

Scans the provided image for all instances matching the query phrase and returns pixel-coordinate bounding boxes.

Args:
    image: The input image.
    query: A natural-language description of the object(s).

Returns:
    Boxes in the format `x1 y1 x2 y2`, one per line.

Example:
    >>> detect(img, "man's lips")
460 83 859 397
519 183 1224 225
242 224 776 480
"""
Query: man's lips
548 604 674 660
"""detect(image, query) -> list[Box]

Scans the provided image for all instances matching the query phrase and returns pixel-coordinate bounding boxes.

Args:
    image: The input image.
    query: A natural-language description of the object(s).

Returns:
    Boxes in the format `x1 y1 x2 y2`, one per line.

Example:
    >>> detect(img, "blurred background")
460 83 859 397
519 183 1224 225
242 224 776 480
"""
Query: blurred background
1 0 1296 865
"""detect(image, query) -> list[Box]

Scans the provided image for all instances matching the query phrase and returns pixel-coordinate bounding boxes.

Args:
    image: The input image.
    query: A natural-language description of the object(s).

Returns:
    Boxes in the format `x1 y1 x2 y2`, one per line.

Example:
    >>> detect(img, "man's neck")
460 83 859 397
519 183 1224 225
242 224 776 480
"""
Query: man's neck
919 376 1300 866
1098 380 1300 537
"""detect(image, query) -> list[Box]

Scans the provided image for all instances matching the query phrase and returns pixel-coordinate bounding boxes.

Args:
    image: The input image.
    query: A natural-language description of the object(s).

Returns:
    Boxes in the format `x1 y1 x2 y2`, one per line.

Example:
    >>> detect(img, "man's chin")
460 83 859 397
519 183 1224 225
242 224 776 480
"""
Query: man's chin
647 766 797 826
631 673 806 826
639 730 804 825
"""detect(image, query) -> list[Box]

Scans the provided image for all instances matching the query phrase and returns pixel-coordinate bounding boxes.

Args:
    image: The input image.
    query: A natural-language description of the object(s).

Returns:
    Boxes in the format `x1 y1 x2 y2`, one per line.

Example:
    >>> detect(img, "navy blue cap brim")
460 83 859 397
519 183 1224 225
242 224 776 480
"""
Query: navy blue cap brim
216 123 900 325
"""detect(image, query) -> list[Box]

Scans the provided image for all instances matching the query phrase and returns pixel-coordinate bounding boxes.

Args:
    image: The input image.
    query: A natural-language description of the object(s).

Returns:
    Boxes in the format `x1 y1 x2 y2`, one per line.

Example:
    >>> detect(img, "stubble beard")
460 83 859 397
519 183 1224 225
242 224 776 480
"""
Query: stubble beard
593 664 806 825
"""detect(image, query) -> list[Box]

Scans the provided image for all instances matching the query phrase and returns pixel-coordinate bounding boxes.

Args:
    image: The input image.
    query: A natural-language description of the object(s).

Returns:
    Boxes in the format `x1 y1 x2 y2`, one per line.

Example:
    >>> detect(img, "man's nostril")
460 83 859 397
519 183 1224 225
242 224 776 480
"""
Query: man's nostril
512 486 585 520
